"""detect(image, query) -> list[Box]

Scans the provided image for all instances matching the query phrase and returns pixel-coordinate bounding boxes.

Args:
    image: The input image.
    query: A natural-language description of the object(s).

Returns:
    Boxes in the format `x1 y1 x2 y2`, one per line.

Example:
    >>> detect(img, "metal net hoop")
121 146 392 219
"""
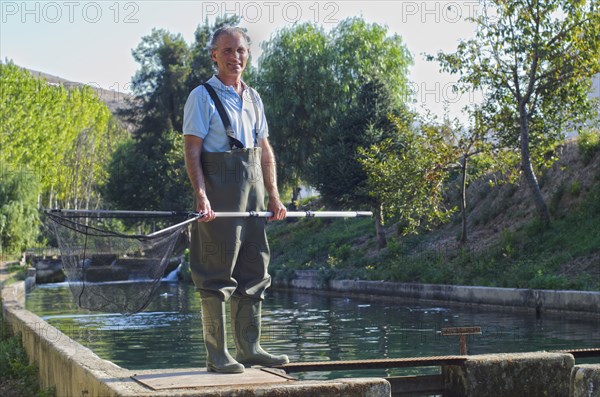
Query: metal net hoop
45 210 197 315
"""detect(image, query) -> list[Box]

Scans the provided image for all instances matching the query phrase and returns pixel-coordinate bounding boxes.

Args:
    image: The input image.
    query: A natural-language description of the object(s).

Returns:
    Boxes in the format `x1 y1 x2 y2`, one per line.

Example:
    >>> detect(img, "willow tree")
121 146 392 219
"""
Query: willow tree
430 0 600 225
257 23 336 200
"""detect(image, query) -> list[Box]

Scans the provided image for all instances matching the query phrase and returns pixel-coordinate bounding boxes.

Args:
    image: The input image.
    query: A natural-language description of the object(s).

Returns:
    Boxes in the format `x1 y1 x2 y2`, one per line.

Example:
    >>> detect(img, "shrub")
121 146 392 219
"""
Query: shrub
549 182 565 216
0 165 40 255
570 180 581 196
577 128 600 164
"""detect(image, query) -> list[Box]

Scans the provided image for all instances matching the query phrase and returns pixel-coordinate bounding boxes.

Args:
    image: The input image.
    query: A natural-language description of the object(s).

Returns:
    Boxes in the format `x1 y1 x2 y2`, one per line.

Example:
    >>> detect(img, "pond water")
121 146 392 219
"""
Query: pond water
26 281 600 380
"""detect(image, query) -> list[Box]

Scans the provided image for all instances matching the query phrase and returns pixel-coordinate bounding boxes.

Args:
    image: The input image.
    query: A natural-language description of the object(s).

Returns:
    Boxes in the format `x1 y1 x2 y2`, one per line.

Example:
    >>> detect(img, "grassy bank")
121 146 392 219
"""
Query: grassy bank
2 263 28 285
268 145 600 291
0 266 54 397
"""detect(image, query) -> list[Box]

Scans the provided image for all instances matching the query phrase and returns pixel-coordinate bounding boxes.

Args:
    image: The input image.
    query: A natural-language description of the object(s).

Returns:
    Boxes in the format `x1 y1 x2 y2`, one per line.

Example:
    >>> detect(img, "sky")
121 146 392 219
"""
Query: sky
1 0 482 120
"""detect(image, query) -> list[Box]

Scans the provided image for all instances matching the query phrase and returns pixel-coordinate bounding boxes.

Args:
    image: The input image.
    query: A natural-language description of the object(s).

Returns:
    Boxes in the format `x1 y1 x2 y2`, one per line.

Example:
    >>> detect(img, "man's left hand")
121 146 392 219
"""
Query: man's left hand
268 197 287 221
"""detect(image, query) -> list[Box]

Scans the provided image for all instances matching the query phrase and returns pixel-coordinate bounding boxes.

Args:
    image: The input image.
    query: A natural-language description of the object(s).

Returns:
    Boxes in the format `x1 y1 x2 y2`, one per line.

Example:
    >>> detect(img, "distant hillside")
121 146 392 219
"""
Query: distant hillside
392 139 600 288
267 138 600 290
438 140 599 245
23 67 137 132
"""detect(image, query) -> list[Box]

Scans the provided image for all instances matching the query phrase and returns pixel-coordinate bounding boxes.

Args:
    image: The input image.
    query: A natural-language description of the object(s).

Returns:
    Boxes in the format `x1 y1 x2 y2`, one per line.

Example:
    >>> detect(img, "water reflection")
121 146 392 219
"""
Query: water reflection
26 282 600 379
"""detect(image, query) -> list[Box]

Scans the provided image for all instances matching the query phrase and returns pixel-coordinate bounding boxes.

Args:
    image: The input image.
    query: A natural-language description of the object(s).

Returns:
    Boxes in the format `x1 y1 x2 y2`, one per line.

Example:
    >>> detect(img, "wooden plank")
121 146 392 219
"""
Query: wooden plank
442 327 482 355
131 367 292 390
260 367 297 381
441 326 482 336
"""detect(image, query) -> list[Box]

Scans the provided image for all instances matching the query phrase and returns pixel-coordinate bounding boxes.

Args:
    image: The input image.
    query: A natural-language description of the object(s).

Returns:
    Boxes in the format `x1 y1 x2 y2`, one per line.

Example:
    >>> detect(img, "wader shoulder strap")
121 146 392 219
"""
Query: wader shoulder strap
202 82 244 150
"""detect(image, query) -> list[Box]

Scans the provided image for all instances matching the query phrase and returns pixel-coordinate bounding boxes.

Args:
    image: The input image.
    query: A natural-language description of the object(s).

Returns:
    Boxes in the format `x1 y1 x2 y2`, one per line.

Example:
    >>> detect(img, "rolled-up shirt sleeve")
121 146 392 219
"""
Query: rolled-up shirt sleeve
183 87 210 139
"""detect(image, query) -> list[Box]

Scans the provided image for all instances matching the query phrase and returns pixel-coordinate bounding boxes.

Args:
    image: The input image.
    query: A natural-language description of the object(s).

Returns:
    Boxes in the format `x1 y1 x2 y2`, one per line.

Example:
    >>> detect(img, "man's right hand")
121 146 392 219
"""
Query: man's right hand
197 195 216 222
184 135 215 222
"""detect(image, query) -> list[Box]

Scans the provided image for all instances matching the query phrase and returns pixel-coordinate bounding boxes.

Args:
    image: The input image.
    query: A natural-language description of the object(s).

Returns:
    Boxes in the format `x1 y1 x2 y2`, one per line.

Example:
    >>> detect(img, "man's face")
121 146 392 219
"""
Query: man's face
211 32 250 80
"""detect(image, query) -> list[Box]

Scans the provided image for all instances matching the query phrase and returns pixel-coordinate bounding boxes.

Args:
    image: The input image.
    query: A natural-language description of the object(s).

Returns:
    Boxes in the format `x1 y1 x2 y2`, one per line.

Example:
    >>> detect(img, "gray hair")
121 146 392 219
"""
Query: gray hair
209 26 251 50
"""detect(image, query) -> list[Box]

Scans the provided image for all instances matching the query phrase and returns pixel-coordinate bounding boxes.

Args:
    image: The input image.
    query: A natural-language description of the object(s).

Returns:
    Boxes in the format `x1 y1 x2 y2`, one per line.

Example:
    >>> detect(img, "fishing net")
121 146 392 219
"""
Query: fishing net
45 210 198 315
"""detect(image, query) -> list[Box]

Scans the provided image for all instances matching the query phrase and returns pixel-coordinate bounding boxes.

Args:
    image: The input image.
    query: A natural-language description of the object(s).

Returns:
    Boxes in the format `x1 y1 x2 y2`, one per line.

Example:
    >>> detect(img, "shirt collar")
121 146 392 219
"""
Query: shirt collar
208 75 246 94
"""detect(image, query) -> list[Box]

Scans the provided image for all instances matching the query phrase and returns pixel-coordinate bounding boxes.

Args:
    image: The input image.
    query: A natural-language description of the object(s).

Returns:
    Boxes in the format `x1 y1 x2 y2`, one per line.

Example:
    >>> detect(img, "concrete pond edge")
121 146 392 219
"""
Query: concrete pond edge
2 267 599 396
1 280 389 397
276 270 600 315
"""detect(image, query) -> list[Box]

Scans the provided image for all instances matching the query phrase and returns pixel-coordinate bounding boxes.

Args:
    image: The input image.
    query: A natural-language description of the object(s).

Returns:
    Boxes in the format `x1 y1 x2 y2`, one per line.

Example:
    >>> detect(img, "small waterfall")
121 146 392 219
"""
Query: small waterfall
162 263 181 282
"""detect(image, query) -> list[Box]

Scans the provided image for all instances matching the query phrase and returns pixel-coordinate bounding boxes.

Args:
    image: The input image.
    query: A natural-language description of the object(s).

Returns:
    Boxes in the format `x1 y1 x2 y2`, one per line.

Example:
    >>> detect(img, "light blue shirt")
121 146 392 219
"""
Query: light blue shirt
183 75 269 152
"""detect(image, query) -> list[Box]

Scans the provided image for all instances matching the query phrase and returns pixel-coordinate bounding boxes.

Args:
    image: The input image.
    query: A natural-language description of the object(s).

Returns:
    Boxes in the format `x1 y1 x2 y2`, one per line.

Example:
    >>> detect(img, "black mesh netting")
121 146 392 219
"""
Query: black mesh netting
45 210 196 315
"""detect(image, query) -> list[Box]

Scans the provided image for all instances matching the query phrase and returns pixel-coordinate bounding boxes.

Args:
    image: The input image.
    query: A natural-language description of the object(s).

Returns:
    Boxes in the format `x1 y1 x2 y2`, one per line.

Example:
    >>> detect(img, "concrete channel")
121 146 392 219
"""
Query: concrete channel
281 270 600 316
2 265 600 396
2 279 389 397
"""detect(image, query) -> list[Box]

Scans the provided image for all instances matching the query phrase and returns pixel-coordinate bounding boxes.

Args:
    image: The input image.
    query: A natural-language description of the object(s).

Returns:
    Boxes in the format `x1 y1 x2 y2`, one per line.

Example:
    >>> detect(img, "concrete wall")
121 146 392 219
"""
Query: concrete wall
444 352 575 397
3 273 597 396
277 271 600 314
570 364 600 397
2 282 126 396
1 280 391 397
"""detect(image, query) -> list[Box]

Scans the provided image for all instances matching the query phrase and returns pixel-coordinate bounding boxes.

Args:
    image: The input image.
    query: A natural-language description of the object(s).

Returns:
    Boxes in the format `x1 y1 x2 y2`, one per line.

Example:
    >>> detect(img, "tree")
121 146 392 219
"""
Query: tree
257 23 336 200
313 78 410 248
446 113 493 246
424 109 502 246
358 115 455 240
101 130 189 211
130 29 190 134
329 17 412 111
431 0 600 225
0 62 127 209
257 18 413 200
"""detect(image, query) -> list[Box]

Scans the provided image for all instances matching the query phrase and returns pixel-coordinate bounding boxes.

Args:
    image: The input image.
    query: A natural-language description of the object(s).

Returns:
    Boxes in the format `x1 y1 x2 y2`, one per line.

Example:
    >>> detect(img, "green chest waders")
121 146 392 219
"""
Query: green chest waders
190 147 271 301
192 148 277 373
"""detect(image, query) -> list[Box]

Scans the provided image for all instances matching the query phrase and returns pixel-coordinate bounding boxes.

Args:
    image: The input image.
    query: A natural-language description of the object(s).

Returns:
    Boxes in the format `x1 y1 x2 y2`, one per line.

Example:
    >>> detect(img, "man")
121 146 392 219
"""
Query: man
182 26 289 373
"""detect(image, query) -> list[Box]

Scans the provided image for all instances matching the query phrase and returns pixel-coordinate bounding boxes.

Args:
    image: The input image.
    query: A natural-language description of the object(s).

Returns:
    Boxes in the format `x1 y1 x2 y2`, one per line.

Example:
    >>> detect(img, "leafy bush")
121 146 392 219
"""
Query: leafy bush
577 128 600 164
0 165 40 255
549 182 565 216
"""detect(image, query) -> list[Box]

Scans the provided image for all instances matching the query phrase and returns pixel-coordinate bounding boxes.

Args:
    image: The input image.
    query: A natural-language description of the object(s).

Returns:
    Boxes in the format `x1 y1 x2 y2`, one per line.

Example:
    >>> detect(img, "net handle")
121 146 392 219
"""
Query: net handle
45 210 373 239
149 211 373 237
212 211 373 218
146 214 201 238
47 209 373 218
